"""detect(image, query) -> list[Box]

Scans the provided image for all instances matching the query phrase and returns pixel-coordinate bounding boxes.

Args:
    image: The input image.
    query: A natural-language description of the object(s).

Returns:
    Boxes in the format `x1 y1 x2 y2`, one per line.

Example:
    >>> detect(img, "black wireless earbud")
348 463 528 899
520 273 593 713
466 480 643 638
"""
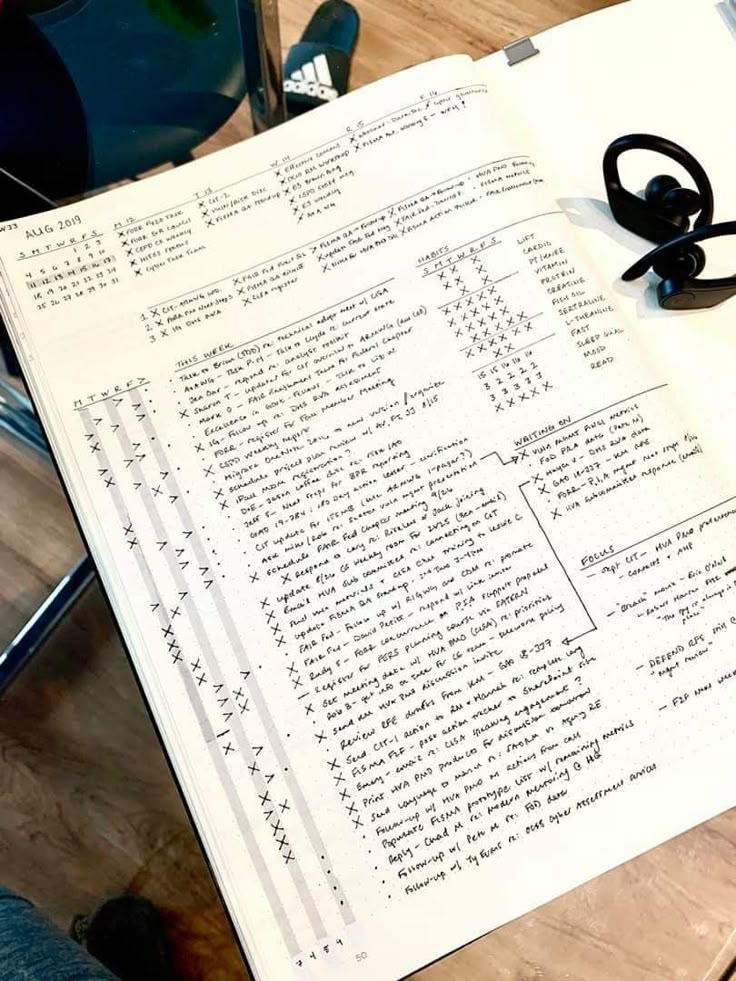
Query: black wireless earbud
604 134 736 310
622 221 736 310
603 134 714 243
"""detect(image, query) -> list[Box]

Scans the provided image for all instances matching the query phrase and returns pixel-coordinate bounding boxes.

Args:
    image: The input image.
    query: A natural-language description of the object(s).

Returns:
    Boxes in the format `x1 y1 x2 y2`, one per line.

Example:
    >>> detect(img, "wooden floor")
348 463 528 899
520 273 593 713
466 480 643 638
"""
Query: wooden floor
2 1 736 979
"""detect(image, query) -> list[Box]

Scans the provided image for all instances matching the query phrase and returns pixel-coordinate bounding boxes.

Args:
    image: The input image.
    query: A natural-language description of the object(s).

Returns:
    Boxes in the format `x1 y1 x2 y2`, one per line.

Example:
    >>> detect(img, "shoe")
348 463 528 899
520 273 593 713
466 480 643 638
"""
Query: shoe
71 894 174 981
284 0 360 116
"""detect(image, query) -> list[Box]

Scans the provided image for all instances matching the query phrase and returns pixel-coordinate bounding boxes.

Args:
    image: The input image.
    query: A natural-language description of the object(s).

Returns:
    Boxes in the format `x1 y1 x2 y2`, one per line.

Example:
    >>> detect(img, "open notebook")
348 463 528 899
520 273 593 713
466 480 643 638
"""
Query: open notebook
1 1 734 977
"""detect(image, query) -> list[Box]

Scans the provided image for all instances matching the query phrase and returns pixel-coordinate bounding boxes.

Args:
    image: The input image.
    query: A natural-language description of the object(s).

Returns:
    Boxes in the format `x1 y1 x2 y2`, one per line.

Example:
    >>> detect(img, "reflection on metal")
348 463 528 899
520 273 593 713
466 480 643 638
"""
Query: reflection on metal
0 378 46 455
0 558 95 694
239 0 286 132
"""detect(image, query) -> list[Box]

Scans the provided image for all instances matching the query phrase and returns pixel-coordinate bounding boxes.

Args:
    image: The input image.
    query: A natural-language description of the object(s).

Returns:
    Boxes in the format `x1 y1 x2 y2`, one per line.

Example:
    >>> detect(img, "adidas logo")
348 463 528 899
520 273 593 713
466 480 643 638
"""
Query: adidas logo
284 54 338 102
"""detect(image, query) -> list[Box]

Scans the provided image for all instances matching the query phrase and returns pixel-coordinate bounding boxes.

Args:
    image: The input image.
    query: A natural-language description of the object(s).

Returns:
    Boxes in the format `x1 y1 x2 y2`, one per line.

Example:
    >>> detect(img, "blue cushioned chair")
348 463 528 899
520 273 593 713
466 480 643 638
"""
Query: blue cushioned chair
0 0 285 690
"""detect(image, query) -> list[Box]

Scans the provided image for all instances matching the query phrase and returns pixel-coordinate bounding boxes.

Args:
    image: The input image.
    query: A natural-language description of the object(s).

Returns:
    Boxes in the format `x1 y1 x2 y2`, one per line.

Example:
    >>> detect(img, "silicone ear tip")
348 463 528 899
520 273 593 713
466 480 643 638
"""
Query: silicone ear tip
690 243 707 276
645 174 679 202
653 245 707 280
676 187 702 216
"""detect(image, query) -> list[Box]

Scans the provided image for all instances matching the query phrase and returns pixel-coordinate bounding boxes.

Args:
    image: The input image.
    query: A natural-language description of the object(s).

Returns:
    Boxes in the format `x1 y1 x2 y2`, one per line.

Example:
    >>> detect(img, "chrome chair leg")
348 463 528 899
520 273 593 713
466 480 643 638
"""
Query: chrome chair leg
0 558 95 693
0 380 95 694
239 0 287 133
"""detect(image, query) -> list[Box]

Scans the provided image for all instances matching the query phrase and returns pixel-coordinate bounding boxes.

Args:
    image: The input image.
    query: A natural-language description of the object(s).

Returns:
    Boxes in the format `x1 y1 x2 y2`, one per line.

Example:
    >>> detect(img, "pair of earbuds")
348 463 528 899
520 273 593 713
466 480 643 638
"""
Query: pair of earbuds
603 134 736 310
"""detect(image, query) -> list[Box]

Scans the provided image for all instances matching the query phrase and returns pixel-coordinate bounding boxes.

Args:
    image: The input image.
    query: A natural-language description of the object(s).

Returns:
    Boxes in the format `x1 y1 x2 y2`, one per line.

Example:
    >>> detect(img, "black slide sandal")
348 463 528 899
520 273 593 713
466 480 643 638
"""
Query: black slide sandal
284 0 360 117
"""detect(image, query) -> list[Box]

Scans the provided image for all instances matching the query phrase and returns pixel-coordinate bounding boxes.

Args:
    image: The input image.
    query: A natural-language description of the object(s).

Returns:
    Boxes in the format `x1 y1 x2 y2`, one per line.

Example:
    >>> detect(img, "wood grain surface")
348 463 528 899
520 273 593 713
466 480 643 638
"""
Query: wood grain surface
2 2 735 979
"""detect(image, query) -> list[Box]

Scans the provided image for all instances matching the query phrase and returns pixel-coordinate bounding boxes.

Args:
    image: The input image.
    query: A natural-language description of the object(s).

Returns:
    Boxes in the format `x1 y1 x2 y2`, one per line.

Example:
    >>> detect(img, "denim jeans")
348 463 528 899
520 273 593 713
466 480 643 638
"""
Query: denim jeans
0 888 117 980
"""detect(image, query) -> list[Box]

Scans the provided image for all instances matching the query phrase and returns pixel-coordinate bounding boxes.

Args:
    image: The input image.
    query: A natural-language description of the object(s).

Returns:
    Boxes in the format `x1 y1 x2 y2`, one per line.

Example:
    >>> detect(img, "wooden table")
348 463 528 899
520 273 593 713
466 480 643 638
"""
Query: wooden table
2 2 736 979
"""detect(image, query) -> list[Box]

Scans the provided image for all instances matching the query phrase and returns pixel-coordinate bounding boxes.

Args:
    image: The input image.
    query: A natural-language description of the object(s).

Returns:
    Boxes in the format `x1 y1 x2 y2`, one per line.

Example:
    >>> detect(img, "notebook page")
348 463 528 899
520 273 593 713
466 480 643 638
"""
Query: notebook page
3 33 735 981
458 0 736 912
0 53 599 980
478 0 736 481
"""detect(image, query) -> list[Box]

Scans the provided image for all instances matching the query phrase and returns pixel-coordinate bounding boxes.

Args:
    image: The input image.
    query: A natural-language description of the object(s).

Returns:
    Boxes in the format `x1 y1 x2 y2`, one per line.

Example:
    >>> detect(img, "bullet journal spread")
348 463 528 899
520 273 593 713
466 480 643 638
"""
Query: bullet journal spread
1 2 734 977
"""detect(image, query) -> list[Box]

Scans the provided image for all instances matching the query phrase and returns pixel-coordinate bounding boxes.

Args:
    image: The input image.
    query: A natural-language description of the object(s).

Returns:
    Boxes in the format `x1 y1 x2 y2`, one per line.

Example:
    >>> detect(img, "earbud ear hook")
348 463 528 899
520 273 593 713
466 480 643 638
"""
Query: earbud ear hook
622 221 736 280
